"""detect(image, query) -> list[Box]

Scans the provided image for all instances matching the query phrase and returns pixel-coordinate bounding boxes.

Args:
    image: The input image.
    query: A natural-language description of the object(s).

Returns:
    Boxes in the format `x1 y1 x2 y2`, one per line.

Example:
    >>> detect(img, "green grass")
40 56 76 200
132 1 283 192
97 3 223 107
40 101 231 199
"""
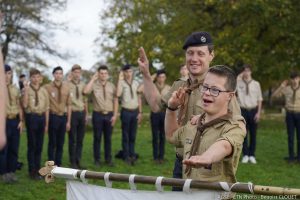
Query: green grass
1 112 299 200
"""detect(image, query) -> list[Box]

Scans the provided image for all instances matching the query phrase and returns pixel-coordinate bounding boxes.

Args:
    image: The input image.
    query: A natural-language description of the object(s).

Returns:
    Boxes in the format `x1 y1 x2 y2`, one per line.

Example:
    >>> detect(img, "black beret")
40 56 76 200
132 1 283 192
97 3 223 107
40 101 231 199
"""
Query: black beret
290 71 299 79
5 64 11 72
156 69 166 76
122 64 132 71
182 31 213 50
52 66 63 74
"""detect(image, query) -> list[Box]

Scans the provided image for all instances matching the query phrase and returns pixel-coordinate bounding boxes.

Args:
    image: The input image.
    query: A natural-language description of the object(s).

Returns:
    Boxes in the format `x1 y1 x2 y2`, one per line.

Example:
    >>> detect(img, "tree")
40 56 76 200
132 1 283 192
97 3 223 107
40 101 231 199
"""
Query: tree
98 0 300 89
0 0 67 70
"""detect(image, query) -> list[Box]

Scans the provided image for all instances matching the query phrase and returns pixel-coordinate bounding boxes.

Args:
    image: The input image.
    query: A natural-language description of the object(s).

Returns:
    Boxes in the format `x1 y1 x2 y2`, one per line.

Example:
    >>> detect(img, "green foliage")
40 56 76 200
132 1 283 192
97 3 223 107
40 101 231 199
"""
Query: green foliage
0 112 300 199
99 0 300 88
0 0 67 69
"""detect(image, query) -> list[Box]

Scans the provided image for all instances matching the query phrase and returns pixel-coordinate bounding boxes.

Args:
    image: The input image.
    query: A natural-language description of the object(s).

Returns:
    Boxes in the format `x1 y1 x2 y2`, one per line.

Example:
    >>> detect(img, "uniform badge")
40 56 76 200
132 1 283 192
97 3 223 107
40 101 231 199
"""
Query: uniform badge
51 92 56 98
201 36 206 43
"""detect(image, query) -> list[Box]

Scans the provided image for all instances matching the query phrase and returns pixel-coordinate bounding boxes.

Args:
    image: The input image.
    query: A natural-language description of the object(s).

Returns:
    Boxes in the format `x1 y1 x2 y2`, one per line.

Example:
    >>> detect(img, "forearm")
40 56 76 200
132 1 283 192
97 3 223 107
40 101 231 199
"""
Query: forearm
67 106 72 123
257 100 262 114
271 86 283 98
143 76 161 112
200 140 232 164
138 95 142 113
45 110 49 129
165 109 179 142
113 97 119 116
0 51 6 149
22 90 29 108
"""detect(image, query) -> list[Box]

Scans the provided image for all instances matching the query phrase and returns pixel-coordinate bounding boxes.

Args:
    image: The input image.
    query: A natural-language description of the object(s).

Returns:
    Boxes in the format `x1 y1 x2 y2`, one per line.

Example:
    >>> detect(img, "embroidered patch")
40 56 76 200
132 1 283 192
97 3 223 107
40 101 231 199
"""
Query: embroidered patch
186 138 193 144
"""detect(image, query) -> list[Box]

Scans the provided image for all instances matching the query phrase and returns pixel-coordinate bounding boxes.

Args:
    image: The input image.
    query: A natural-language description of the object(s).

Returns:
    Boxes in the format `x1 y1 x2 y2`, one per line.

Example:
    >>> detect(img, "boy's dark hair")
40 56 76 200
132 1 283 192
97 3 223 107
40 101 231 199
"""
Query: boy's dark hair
52 66 63 74
19 74 26 79
242 64 252 71
290 71 299 79
29 68 41 77
208 65 237 91
98 65 108 71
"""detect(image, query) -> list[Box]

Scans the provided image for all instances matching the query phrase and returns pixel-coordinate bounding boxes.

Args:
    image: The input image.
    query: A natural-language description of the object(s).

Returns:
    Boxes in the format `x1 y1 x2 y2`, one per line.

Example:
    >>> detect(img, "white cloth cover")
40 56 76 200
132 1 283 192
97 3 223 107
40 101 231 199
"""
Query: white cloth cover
67 181 223 200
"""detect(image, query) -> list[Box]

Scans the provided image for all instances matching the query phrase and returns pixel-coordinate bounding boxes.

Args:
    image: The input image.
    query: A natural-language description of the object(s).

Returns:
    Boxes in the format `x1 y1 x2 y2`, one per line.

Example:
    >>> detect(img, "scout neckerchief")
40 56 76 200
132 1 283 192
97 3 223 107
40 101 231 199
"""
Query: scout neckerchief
291 84 300 104
155 82 165 95
7 84 12 106
177 77 203 125
125 78 134 99
71 80 80 99
185 112 232 176
242 79 252 95
53 81 62 103
101 81 107 100
30 84 40 106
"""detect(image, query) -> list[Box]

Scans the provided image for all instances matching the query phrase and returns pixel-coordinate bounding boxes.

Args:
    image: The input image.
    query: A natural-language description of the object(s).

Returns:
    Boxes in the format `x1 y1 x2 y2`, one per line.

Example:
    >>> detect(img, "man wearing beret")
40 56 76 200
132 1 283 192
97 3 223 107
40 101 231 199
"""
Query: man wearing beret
0 64 24 183
138 31 244 190
116 64 143 165
45 66 72 167
272 71 300 163
151 69 170 164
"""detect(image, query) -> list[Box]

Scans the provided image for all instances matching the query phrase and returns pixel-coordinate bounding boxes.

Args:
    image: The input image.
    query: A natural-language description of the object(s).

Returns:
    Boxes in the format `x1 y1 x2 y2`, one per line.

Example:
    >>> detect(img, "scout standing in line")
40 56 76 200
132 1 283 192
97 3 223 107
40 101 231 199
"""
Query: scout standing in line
272 71 300 163
237 64 263 164
45 66 72 166
150 69 170 164
23 68 49 179
84 65 118 167
0 64 24 183
117 64 143 165
0 46 7 150
67 64 88 169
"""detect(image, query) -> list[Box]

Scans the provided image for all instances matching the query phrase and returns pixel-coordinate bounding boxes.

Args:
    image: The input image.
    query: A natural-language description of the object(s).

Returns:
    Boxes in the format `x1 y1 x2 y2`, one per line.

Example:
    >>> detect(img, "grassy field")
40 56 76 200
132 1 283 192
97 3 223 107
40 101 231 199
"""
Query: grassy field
1 112 299 200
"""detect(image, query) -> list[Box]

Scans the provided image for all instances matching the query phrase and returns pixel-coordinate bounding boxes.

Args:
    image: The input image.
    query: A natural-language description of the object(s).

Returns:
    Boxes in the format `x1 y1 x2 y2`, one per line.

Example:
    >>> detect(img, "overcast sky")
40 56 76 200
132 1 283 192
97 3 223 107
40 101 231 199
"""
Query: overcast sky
47 0 106 72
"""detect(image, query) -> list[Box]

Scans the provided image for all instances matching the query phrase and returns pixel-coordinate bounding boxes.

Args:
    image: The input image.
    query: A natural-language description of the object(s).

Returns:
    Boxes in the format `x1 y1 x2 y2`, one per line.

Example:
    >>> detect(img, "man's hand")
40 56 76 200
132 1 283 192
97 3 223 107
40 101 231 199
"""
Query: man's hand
137 47 151 77
18 121 23 134
44 125 48 133
137 113 143 124
183 155 212 168
254 112 260 123
190 114 201 125
66 122 71 132
92 72 98 82
118 71 124 81
168 87 186 109
280 80 288 88
110 115 117 126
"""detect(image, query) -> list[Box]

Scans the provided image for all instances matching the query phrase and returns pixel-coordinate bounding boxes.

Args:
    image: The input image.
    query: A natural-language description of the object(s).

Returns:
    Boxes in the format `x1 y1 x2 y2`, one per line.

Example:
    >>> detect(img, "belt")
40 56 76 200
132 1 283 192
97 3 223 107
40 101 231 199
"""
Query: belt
72 110 85 113
50 111 66 116
241 107 257 111
6 114 19 120
94 111 112 115
30 112 45 116
122 107 138 112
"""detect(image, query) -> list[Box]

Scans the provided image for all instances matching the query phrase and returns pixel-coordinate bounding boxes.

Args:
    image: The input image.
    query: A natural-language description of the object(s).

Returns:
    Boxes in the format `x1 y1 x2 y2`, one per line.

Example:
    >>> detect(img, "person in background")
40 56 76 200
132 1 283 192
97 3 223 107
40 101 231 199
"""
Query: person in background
116 64 143 165
179 65 189 80
237 64 263 164
150 69 170 164
84 65 118 167
0 46 7 150
0 64 24 183
45 66 72 167
67 64 88 169
19 74 26 91
272 71 300 164
22 68 49 179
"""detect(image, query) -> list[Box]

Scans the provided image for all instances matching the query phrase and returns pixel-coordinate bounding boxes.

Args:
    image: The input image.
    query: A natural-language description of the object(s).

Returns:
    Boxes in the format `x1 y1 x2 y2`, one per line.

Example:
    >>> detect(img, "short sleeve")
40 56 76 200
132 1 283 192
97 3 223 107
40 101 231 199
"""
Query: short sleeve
168 126 186 148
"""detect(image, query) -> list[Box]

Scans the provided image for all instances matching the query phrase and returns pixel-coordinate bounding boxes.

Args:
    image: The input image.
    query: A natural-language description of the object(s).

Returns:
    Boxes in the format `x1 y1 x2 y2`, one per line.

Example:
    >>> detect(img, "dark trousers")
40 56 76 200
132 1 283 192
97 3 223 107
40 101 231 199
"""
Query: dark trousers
0 118 20 175
242 108 258 156
172 155 183 191
48 113 67 166
92 111 113 162
120 109 138 159
69 111 86 165
286 111 300 160
25 113 45 174
150 112 165 160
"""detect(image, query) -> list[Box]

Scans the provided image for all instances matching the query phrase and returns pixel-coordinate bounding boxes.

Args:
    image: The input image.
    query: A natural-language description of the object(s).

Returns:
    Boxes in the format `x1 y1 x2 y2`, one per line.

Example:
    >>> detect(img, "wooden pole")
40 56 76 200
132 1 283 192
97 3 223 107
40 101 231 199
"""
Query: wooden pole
39 161 300 198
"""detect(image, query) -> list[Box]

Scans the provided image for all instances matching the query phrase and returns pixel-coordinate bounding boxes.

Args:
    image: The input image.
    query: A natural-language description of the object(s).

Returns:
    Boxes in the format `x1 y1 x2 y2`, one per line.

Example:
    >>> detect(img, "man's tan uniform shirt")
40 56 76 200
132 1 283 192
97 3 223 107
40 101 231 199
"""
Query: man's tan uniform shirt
68 81 87 112
45 82 71 115
280 85 300 112
6 84 20 118
119 79 140 109
155 83 170 112
89 80 115 112
169 119 245 183
237 79 263 109
24 86 49 114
